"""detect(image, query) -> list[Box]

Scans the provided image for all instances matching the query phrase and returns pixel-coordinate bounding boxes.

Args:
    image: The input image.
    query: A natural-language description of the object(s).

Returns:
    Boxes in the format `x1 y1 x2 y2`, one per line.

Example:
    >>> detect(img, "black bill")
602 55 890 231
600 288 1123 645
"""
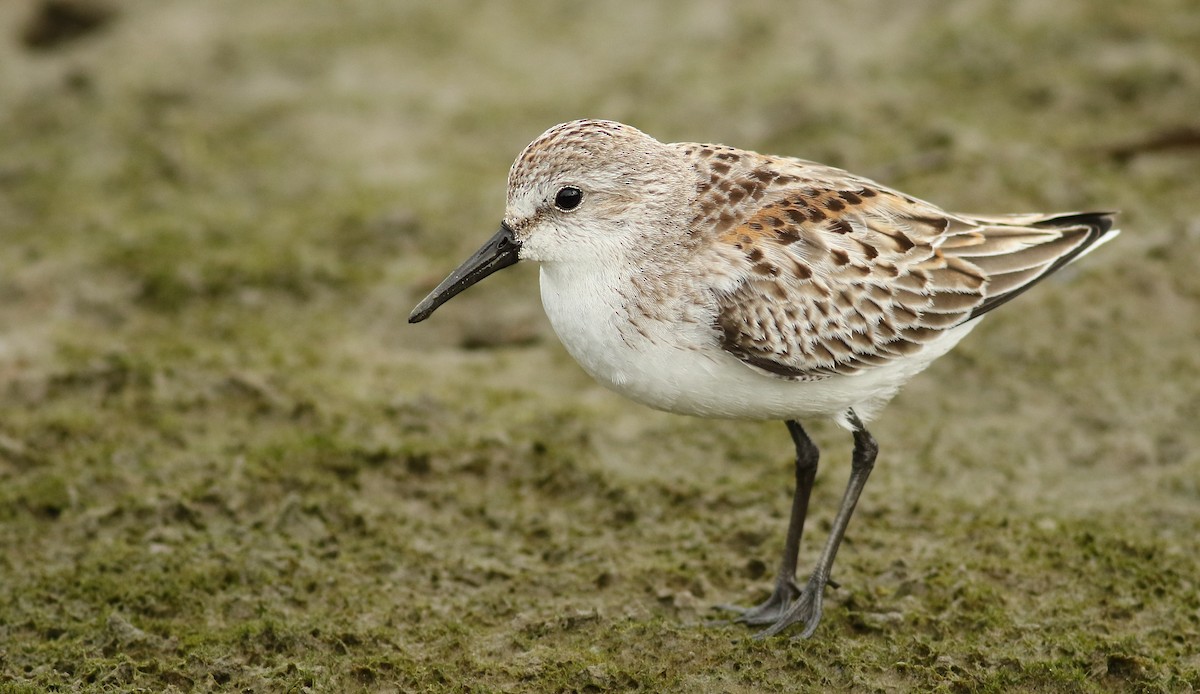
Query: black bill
408 222 521 323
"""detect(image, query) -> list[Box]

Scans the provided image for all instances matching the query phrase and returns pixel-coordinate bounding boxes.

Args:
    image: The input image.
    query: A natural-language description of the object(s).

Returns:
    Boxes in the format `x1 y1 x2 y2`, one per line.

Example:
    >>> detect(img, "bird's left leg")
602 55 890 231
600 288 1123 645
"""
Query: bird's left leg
715 419 818 625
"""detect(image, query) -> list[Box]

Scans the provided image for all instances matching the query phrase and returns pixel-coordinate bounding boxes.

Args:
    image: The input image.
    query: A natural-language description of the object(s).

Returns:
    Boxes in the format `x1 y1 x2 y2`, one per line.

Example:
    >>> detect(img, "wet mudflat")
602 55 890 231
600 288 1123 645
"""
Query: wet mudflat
1 1 1198 691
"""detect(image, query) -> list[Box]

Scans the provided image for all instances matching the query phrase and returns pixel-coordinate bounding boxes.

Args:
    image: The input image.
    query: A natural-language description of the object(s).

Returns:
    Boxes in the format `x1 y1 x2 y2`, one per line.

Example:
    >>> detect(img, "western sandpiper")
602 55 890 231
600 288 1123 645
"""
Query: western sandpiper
408 119 1117 638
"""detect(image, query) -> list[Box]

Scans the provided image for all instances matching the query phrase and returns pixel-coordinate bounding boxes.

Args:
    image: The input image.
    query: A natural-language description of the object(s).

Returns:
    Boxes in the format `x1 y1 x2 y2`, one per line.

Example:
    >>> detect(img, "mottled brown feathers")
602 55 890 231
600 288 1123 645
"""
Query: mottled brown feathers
686 145 1116 381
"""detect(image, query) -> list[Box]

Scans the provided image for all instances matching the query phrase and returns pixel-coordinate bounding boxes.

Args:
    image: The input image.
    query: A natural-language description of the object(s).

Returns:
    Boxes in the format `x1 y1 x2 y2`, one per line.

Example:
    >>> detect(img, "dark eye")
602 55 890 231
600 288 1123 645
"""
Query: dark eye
554 186 583 211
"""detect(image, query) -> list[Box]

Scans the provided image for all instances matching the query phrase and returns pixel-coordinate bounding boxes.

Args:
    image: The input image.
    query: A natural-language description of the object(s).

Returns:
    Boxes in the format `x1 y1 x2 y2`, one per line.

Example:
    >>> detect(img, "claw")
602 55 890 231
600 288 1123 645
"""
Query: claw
710 577 801 627
715 571 830 638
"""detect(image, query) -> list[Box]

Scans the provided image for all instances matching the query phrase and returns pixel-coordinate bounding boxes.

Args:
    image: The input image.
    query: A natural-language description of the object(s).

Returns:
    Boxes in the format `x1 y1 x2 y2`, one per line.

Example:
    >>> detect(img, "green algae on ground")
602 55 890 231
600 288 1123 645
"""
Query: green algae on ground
2 0 1199 691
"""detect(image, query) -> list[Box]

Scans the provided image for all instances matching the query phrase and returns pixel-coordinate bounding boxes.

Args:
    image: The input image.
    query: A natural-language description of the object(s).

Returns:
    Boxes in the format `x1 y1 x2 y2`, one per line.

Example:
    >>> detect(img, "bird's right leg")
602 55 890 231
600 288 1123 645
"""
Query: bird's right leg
716 419 818 625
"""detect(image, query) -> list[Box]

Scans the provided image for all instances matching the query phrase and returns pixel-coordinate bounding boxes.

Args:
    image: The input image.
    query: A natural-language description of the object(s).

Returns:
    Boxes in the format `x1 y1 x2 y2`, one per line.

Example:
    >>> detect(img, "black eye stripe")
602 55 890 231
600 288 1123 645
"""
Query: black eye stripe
554 186 583 211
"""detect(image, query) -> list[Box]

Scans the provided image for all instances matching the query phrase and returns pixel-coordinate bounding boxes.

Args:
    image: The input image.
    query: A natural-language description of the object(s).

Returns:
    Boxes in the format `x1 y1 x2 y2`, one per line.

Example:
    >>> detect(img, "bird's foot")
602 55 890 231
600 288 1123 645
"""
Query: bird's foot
712 573 829 638
753 573 827 639
711 577 801 626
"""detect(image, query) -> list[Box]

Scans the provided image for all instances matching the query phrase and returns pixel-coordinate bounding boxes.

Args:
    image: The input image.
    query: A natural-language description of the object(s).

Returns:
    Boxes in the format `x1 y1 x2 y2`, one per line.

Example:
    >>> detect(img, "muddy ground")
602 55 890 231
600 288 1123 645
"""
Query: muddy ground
1 0 1198 691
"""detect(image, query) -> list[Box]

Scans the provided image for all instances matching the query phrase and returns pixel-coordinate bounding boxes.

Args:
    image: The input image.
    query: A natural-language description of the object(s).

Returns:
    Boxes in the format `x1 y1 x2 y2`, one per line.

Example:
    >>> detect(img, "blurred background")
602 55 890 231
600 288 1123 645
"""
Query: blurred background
1 0 1197 690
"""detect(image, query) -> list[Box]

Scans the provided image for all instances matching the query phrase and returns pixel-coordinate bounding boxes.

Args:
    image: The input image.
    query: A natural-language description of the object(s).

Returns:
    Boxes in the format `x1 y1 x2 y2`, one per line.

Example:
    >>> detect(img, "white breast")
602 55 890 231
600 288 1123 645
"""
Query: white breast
537 262 978 426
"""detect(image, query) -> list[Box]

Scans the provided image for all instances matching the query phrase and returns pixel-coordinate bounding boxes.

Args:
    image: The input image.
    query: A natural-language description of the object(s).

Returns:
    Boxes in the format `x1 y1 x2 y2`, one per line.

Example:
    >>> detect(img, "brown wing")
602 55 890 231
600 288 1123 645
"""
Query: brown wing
695 153 1115 381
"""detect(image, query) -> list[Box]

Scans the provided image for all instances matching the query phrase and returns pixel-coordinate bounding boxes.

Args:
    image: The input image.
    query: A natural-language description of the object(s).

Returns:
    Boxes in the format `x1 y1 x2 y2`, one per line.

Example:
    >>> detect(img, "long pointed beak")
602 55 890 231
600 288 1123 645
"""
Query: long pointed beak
408 222 521 323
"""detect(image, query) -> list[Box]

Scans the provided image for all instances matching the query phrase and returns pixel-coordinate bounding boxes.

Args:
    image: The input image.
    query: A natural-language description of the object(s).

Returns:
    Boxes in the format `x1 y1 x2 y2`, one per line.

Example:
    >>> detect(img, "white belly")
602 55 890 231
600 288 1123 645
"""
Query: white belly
537 263 978 426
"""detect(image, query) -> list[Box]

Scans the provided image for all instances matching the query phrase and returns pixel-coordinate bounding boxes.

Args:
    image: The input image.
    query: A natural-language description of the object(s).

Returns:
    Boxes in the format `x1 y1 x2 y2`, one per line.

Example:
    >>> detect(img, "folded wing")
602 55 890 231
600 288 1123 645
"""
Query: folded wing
698 154 1116 381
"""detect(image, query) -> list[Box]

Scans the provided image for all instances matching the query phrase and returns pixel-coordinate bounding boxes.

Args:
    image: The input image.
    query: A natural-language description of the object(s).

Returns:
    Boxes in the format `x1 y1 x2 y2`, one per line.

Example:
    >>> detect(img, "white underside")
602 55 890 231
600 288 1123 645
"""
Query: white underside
538 262 978 429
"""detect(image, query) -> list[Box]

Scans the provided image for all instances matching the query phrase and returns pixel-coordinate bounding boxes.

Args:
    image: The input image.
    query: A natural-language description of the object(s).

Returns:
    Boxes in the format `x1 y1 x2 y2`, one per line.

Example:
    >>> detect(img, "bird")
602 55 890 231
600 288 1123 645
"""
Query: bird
407 119 1118 638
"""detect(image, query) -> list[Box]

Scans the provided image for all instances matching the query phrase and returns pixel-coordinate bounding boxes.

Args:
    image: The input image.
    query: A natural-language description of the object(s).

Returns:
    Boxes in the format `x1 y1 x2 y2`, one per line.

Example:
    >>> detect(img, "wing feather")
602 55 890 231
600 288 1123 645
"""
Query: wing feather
688 148 1118 381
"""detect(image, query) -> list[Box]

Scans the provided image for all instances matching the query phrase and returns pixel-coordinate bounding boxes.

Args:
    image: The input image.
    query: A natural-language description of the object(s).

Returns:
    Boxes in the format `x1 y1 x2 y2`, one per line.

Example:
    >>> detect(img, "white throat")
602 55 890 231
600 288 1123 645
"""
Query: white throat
538 260 639 386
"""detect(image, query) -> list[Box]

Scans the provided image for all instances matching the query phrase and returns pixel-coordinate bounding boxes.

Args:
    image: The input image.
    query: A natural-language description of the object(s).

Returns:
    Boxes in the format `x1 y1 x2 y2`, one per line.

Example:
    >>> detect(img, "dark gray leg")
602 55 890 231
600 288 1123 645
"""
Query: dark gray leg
754 410 878 639
715 419 819 625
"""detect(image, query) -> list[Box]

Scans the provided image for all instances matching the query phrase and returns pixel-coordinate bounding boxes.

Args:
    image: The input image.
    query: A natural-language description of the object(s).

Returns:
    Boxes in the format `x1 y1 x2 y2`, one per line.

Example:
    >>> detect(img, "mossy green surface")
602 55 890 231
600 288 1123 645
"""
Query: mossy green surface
2 0 1198 691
